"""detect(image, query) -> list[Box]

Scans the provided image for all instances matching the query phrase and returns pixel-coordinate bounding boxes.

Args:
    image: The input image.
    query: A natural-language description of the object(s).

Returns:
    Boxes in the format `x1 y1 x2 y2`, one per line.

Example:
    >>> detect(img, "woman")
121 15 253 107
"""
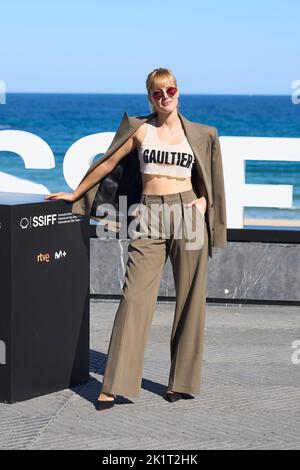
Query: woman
45 67 227 410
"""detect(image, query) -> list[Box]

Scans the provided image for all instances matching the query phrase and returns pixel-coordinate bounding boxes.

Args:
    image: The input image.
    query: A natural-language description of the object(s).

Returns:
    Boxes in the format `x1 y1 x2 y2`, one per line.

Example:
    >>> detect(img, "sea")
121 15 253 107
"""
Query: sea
0 93 299 222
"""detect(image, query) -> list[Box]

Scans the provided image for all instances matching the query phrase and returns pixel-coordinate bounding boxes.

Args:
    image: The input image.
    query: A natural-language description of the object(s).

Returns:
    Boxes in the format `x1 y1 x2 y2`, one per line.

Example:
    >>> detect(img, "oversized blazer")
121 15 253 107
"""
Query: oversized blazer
71 110 227 259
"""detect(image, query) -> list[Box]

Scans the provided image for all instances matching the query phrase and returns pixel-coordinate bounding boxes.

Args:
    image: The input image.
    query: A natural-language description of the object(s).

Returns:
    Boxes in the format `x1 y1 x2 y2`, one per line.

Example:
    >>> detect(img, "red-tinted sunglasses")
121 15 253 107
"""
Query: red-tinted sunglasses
151 86 177 101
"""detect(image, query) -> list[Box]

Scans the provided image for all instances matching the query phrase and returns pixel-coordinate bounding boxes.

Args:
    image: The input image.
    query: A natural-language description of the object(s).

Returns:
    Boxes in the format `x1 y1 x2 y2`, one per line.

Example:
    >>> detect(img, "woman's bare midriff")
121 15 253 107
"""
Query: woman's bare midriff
135 122 194 196
141 173 193 195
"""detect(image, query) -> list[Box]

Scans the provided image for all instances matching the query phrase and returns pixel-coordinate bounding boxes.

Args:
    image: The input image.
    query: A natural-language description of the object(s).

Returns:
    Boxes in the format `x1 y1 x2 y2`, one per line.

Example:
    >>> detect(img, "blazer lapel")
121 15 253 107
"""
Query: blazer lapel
176 112 213 205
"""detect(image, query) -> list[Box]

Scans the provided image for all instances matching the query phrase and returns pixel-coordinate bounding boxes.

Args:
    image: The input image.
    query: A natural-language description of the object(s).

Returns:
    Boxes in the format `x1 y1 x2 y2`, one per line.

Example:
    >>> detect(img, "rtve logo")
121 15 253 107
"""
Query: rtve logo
37 253 50 263
20 214 57 230
37 250 67 263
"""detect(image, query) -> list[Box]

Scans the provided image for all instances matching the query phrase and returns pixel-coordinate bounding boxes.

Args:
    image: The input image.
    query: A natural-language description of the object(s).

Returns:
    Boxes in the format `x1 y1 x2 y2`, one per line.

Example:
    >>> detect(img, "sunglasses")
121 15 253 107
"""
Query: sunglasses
151 86 177 101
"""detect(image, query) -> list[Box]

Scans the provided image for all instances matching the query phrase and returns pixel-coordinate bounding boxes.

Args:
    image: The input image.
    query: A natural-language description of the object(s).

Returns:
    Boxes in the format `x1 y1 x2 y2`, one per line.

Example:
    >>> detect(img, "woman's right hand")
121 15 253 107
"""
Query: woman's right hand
44 192 77 202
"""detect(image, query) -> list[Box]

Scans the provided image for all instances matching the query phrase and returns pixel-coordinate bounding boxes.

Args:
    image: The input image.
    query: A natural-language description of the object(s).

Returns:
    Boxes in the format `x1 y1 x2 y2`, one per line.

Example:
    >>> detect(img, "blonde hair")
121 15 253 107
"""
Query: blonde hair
146 68 178 113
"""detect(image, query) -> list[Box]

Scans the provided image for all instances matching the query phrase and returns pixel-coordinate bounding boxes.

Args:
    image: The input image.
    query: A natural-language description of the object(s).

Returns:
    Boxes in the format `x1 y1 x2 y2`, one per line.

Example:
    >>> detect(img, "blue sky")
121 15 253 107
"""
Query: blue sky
0 0 298 94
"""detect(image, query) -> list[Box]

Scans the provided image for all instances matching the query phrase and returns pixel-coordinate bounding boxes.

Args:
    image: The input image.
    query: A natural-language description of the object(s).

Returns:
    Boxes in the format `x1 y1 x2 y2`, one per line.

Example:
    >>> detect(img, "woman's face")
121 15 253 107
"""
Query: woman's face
148 82 179 114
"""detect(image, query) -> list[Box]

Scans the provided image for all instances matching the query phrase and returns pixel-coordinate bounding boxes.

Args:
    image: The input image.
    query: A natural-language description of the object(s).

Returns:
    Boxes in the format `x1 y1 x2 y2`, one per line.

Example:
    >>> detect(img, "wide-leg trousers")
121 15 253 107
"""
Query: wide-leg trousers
101 188 209 397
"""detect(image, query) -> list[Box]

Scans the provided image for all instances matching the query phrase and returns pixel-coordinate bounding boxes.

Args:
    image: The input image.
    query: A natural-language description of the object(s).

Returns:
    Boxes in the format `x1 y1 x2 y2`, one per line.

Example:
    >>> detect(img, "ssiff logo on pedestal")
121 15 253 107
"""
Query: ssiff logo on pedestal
20 214 57 230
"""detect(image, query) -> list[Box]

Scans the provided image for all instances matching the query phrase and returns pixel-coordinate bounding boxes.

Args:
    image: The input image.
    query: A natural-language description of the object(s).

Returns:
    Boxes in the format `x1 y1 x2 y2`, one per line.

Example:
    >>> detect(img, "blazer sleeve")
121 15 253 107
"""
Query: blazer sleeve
71 111 131 217
211 127 228 248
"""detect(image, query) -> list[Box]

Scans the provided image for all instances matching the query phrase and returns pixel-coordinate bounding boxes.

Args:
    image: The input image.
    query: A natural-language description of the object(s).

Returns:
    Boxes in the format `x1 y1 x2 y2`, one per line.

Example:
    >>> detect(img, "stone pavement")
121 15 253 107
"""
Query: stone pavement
0 301 299 450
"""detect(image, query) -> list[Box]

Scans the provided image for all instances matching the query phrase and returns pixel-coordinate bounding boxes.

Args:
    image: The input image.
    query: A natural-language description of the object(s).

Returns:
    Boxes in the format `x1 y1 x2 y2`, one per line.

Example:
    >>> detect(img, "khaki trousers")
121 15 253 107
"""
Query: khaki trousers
101 188 209 397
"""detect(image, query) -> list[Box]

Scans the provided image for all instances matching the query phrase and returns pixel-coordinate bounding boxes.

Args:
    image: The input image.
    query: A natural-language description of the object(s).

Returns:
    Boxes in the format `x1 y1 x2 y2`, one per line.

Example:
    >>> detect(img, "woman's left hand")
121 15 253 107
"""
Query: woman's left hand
184 196 207 217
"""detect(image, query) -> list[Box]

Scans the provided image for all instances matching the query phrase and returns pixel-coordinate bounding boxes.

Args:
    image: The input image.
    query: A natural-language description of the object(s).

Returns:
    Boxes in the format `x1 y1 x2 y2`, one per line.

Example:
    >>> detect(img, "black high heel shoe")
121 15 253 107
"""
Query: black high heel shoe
180 393 195 400
165 391 182 402
96 395 117 411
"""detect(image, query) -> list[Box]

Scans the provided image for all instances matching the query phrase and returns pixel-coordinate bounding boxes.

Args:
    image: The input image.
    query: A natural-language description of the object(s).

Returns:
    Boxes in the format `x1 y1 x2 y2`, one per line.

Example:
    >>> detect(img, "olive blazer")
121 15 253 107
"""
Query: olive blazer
71 110 227 259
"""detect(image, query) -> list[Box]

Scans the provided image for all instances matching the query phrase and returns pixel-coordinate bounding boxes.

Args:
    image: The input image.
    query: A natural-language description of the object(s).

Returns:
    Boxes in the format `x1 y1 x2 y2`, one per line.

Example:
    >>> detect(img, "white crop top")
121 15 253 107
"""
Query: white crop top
138 118 195 179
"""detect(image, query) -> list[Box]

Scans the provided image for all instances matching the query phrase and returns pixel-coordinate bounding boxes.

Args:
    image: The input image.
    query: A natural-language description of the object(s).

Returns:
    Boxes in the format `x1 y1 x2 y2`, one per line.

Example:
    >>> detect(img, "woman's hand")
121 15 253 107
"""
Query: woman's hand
44 192 76 202
184 196 207 216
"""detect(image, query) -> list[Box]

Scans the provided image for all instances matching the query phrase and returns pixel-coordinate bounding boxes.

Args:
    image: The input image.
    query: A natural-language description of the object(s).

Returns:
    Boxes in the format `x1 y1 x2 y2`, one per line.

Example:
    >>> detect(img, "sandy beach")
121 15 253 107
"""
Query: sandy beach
244 218 300 227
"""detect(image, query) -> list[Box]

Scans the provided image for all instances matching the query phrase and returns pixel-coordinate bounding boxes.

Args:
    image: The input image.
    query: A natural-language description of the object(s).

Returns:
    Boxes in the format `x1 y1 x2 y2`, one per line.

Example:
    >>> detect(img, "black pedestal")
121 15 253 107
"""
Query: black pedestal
0 192 90 403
